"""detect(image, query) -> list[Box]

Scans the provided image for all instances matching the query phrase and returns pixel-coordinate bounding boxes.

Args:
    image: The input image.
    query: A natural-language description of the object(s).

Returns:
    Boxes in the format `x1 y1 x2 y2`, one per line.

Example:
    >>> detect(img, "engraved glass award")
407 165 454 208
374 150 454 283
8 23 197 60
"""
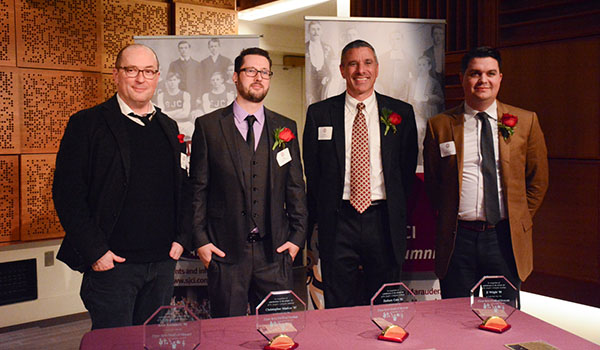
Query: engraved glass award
370 282 417 343
143 305 201 349
470 275 518 333
256 290 306 350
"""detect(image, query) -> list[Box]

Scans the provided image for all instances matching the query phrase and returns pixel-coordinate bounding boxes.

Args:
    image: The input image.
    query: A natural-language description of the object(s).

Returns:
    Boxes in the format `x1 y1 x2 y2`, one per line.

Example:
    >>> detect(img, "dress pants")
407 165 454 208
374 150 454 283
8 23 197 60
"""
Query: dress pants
80 259 177 330
207 240 293 318
322 201 400 309
440 219 521 301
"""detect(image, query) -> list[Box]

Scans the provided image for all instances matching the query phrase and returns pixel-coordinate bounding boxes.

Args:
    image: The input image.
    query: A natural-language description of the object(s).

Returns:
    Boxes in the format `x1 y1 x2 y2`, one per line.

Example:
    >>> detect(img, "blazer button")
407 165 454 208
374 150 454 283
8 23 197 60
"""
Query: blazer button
241 211 246 216
253 187 258 192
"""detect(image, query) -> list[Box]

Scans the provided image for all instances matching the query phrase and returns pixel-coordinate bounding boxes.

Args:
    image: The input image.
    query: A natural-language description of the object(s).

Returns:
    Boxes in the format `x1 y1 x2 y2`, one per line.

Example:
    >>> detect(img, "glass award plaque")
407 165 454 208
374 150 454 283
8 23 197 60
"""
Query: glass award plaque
143 305 201 350
470 275 518 333
370 282 417 343
256 290 306 350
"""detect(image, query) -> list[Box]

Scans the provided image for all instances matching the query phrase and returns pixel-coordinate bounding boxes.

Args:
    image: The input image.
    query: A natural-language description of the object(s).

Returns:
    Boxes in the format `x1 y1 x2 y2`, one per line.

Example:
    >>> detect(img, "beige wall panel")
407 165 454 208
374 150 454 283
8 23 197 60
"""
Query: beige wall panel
19 70 102 153
0 67 20 154
101 0 169 73
0 156 19 242
0 0 16 67
15 0 101 71
174 3 237 36
20 154 64 241
174 0 235 10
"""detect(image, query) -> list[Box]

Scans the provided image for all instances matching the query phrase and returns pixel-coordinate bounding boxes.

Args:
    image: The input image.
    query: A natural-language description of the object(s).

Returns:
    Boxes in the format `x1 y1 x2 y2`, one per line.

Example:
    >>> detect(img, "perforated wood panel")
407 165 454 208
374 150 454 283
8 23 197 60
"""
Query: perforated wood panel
102 73 117 101
173 0 235 10
20 70 102 153
0 156 19 242
0 68 20 154
15 0 101 70
0 0 16 67
101 0 170 73
20 154 64 241
175 3 237 36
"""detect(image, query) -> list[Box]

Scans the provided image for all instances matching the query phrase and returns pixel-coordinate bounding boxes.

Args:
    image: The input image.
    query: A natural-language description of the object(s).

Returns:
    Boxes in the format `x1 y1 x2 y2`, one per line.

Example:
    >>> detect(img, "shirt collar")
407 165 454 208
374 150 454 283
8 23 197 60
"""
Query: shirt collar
464 100 498 122
116 93 156 126
233 100 265 125
345 91 377 112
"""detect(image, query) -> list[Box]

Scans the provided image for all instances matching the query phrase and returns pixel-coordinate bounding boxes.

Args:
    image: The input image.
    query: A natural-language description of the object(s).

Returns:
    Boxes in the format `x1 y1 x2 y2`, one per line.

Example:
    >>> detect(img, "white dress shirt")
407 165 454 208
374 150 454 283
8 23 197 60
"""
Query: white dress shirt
342 92 386 201
459 100 506 221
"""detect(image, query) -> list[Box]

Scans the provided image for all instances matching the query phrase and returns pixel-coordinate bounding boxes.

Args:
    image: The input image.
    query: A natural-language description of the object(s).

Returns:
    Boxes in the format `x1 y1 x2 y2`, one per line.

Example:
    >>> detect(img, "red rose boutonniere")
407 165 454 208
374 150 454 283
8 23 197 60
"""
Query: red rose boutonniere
272 127 295 150
380 108 402 136
177 134 185 143
498 113 518 140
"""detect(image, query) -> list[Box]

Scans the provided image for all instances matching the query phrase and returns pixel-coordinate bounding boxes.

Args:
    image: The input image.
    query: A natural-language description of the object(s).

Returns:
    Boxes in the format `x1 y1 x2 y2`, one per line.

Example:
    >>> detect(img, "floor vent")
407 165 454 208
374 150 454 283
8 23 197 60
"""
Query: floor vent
0 259 37 306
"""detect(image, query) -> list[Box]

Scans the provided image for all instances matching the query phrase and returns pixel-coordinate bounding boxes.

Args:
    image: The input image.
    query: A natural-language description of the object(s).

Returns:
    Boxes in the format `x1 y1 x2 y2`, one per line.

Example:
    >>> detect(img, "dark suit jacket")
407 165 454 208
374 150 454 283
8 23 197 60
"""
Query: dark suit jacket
303 92 418 265
53 95 191 272
423 101 549 281
190 104 307 264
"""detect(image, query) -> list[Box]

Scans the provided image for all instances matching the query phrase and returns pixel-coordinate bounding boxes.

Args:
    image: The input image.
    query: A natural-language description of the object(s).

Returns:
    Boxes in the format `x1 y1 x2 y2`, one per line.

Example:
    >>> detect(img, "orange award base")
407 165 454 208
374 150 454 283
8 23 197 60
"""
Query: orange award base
377 325 408 343
264 334 299 350
479 316 511 333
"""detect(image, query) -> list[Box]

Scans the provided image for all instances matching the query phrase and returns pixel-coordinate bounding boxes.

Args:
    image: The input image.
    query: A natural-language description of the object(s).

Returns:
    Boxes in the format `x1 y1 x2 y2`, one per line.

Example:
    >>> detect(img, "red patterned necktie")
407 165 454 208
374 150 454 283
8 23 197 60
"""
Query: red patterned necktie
350 102 371 213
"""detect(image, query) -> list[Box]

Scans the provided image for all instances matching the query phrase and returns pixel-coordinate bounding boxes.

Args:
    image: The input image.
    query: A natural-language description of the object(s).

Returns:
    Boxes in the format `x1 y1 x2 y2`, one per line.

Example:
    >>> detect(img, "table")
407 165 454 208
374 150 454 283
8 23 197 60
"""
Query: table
80 298 599 349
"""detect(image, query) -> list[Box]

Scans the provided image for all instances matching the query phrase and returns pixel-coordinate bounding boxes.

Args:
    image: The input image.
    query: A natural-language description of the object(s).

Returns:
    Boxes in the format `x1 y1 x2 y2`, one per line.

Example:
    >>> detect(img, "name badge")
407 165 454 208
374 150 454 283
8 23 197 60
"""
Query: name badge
439 141 456 157
318 126 333 140
180 153 190 174
276 148 292 167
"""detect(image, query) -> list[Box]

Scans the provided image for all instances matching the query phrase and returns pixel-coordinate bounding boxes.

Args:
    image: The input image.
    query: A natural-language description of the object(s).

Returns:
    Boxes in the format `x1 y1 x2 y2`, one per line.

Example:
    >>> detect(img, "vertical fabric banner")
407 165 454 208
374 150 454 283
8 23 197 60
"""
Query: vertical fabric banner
135 35 260 141
304 17 445 308
134 35 259 319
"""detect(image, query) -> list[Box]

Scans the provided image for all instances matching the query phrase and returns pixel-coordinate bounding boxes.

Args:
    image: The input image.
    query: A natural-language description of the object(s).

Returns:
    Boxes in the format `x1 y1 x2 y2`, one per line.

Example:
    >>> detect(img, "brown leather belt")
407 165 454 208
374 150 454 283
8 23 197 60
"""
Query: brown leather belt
457 220 499 232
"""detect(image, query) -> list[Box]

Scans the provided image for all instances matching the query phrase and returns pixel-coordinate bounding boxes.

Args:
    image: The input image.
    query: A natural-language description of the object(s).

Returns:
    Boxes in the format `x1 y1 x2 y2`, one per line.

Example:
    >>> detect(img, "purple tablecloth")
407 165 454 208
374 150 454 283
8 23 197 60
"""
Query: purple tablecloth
80 298 599 349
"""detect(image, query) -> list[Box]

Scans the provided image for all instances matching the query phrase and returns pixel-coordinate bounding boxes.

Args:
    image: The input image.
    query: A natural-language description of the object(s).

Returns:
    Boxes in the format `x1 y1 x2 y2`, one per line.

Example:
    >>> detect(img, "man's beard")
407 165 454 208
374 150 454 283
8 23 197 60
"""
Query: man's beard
237 84 268 103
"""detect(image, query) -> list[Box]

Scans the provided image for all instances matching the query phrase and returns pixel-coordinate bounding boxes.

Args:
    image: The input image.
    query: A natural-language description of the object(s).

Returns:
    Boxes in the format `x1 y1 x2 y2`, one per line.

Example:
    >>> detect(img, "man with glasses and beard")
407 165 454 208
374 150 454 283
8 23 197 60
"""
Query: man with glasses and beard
190 47 307 318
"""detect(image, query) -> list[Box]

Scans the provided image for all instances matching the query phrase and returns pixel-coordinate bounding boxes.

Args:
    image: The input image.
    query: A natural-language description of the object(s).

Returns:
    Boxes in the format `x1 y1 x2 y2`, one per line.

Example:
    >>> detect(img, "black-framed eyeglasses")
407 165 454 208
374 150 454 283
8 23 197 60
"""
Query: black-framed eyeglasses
240 67 273 79
117 66 159 79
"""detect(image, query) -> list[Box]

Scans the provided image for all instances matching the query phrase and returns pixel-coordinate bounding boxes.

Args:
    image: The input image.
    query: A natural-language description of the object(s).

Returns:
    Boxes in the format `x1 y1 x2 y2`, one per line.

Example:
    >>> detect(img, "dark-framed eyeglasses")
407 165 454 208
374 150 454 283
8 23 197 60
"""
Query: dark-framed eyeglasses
116 66 159 79
240 67 273 79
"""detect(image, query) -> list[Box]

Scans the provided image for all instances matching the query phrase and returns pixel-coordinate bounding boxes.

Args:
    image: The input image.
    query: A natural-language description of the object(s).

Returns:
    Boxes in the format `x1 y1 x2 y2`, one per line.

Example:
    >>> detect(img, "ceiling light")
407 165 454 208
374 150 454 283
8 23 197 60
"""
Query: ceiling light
238 0 329 21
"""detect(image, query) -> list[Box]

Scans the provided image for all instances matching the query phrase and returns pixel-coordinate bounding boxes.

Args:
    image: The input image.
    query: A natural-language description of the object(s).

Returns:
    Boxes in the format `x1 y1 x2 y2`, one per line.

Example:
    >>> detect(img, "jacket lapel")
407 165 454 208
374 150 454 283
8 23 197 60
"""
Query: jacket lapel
451 103 466 193
332 93 346 183
375 93 391 169
265 108 276 192
496 101 511 192
219 105 245 189
102 96 131 180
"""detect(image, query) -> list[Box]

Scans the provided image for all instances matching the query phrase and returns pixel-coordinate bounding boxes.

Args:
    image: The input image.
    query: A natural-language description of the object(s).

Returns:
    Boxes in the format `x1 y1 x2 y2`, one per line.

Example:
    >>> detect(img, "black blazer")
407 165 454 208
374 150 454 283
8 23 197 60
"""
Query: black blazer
190 104 307 264
53 95 191 272
303 92 418 265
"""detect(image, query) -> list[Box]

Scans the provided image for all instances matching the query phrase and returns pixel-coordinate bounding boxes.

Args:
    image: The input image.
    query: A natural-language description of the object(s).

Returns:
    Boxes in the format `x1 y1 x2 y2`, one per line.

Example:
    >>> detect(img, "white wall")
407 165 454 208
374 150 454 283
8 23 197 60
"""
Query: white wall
0 240 85 328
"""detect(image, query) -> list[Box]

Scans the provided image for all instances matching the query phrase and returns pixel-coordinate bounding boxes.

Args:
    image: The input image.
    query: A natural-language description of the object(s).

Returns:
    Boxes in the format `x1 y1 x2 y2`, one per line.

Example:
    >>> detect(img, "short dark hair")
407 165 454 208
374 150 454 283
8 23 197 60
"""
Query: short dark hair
178 40 190 48
431 24 443 37
461 46 501 73
340 39 378 65
208 38 221 47
234 47 272 73
115 44 159 70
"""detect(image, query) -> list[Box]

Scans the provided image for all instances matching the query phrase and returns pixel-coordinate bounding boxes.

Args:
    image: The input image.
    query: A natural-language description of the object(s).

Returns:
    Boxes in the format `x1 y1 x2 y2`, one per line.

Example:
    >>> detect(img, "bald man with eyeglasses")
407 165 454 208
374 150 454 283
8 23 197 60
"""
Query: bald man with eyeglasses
53 44 191 330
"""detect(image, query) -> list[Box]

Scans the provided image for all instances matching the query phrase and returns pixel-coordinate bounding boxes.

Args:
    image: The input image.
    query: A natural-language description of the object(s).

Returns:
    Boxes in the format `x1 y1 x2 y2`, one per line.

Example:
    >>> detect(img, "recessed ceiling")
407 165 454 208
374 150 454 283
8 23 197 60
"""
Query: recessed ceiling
238 0 338 29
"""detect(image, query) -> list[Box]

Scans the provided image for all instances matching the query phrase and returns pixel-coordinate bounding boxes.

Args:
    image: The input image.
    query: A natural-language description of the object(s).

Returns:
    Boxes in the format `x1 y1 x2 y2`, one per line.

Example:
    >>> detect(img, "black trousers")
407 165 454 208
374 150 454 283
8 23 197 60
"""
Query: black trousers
80 259 176 330
207 240 293 318
322 201 400 309
440 220 521 300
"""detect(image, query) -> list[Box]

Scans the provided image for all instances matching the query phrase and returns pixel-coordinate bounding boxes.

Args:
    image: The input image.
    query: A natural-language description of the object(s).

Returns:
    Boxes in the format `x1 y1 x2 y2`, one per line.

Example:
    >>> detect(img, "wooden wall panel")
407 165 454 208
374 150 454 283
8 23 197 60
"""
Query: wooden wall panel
20 154 63 241
102 74 117 102
498 0 600 47
175 0 236 10
0 68 20 154
498 38 600 159
524 160 600 306
174 3 237 36
101 0 170 73
0 156 19 243
20 70 102 153
15 0 101 71
0 0 16 67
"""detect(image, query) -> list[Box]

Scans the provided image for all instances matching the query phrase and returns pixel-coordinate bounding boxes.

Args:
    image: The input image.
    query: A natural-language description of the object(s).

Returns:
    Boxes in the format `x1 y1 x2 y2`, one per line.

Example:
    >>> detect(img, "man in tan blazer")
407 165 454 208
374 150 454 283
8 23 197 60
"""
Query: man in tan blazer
423 46 548 298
